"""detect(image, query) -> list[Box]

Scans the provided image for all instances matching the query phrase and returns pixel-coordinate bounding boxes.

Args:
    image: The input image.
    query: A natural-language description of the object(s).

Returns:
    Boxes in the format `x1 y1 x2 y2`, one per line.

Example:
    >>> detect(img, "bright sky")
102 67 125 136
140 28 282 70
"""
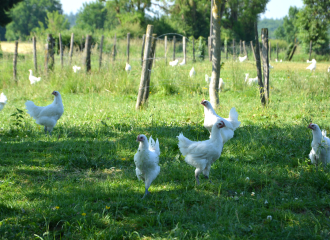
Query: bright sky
60 0 304 18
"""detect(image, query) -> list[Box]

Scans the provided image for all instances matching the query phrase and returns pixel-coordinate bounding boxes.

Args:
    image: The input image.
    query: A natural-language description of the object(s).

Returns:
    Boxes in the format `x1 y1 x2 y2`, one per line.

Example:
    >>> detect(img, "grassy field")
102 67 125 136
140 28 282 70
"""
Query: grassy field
1 39 330 239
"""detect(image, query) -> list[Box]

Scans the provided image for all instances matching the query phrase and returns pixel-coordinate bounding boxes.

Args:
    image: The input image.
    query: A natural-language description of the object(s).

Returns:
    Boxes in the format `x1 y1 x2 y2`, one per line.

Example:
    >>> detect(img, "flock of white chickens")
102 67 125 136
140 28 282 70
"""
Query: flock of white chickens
1 57 330 198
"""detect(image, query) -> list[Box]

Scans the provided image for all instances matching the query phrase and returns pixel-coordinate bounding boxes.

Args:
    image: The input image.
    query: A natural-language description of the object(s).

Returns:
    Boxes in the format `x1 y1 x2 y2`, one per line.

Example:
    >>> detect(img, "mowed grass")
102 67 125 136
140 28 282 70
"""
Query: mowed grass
1 41 330 239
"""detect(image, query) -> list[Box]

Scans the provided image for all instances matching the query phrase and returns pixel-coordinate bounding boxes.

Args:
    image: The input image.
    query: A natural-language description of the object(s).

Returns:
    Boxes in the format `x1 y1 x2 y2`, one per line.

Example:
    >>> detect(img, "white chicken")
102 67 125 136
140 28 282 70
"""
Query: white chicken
28 69 41 84
189 67 196 78
306 59 316 71
25 91 64 135
245 73 258 85
72 65 81 73
0 93 7 111
177 119 225 184
280 59 282 62
134 135 160 198
169 59 178 67
308 123 330 166
327 66 330 73
179 59 186 66
205 74 225 91
125 62 131 72
306 59 315 63
201 99 240 144
238 55 247 62
269 64 274 69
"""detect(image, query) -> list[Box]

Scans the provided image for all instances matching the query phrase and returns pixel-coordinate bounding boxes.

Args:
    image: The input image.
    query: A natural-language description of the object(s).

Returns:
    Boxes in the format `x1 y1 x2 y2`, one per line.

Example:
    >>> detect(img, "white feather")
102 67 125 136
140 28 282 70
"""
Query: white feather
0 93 7 111
28 70 41 84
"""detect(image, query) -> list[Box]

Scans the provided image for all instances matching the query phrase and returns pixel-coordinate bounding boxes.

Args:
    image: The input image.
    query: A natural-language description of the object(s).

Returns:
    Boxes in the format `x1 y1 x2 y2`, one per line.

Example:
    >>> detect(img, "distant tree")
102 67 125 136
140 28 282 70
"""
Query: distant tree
274 7 299 43
5 0 63 40
0 0 24 27
258 18 284 39
75 1 107 32
64 12 78 28
45 11 70 34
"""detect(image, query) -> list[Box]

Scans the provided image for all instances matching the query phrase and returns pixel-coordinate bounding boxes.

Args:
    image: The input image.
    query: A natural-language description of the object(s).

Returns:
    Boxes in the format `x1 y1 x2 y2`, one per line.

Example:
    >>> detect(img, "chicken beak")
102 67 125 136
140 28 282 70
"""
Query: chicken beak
308 123 313 129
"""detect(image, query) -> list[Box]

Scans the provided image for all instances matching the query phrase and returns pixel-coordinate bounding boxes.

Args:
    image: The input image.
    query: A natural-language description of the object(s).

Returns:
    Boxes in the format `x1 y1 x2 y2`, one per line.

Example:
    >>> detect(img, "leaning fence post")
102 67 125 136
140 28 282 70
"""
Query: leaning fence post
33 37 37 72
127 33 130 63
183 36 186 64
141 34 146 66
254 22 265 106
192 37 196 62
172 36 176 60
250 41 256 61
143 33 157 103
269 41 271 60
59 33 63 68
99 35 104 70
13 41 18 81
243 40 248 59
261 28 269 105
83 35 92 72
164 35 167 64
112 33 117 61
136 25 154 110
309 40 312 61
69 33 74 65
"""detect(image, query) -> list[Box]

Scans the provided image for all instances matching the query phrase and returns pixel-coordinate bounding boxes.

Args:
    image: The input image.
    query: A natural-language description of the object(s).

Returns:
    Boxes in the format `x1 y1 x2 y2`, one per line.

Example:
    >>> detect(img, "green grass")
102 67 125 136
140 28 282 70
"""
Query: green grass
1 41 330 239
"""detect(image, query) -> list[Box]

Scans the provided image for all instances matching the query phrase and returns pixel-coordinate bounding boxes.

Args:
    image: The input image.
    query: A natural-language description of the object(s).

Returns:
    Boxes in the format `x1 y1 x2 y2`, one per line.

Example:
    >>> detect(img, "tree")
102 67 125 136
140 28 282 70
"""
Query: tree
274 6 299 43
5 0 63 40
46 11 70 34
0 0 24 27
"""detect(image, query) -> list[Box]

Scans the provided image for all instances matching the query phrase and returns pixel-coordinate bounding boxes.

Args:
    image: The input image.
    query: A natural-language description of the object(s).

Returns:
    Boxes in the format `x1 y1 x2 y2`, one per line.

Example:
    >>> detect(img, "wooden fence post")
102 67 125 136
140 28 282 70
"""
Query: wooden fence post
33 37 37 72
45 34 54 71
13 41 18 81
243 40 248 59
289 45 297 61
136 25 154 109
81 36 85 52
183 36 186 64
192 37 196 62
69 33 74 65
172 36 176 60
59 33 63 68
240 40 242 55
232 39 235 60
250 41 256 61
269 41 271 60
84 35 92 72
164 35 167 64
276 42 278 60
99 35 104 70
112 33 117 61
254 22 265 106
127 33 130 63
261 28 269 105
225 39 228 60
309 40 312 61
143 33 157 104
141 34 146 66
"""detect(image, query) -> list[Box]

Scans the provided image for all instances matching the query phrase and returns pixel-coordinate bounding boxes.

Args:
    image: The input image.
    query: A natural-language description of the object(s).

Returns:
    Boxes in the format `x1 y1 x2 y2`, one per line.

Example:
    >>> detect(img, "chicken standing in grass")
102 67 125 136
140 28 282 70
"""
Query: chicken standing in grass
306 59 316 71
125 62 131 72
308 123 330 166
25 91 64 135
134 135 160 198
189 67 196 78
72 65 81 73
28 69 41 84
205 74 225 91
177 120 225 184
169 59 178 66
238 55 247 62
0 93 7 111
201 99 240 144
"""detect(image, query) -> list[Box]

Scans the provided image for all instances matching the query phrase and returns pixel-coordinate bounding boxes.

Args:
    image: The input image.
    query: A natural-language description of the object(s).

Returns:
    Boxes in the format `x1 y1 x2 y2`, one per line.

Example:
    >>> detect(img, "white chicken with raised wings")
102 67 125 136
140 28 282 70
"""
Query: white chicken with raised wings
72 65 81 73
28 69 41 84
169 59 178 67
25 91 64 135
125 62 131 72
306 59 316 71
245 73 258 85
308 123 330 166
189 67 196 78
205 74 225 91
134 135 160 198
177 119 225 184
238 55 247 62
201 99 240 144
0 93 7 111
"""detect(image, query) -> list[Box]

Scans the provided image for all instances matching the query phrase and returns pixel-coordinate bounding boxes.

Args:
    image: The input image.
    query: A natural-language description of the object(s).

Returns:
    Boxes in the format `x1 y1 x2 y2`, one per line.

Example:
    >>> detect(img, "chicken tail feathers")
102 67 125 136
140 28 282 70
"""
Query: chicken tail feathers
229 107 241 130
177 133 193 156
25 101 42 119
149 136 160 156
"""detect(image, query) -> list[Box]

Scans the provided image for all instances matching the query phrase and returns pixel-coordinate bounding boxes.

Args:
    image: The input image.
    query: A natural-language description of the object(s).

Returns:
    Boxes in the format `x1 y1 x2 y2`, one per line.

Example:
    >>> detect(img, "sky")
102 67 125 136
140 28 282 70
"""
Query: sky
60 0 304 19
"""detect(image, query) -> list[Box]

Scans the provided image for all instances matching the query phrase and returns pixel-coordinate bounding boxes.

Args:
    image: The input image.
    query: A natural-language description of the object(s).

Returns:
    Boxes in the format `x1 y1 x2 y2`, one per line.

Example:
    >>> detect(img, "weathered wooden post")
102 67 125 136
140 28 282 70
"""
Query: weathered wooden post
269 41 271 60
172 36 176 60
112 33 117 61
192 37 196 62
136 25 154 109
141 34 146 66
127 33 130 63
69 33 74 65
99 35 104 70
254 22 265 106
243 40 248 59
288 45 297 61
164 35 167 64
183 36 186 64
33 37 37 72
276 42 278 60
143 33 157 103
261 28 269 105
13 41 18 81
309 40 312 61
83 35 92 72
81 36 85 52
232 39 235 60
225 39 228 60
45 34 54 71
250 41 256 61
240 40 242 55
59 33 63 68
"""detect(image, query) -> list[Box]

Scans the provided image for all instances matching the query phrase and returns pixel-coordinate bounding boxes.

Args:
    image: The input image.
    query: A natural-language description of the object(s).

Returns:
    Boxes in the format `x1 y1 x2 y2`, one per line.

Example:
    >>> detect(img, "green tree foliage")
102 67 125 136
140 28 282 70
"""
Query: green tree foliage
274 7 299 43
258 18 283 39
0 0 24 27
5 0 62 40
45 11 70 34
